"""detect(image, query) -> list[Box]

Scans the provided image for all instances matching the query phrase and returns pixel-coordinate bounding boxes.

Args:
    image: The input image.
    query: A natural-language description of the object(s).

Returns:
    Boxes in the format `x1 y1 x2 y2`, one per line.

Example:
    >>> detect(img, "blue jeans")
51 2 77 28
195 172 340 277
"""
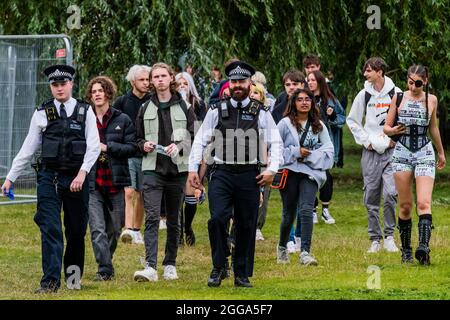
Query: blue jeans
34 169 89 287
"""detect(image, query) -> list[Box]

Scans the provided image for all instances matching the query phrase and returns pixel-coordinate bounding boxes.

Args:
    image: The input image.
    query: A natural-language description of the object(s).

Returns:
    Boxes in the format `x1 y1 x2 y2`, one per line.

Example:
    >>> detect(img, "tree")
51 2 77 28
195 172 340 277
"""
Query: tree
1 0 449 108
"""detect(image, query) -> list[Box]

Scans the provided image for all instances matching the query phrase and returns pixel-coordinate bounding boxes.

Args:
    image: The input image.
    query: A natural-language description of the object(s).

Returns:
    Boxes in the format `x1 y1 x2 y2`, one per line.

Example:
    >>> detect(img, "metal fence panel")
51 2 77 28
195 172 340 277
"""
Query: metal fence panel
0 35 73 205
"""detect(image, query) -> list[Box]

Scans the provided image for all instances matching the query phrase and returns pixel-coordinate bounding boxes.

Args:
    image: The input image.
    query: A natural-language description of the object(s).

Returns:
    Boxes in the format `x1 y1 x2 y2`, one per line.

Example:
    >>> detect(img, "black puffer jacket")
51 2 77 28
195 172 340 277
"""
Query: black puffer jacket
88 107 137 189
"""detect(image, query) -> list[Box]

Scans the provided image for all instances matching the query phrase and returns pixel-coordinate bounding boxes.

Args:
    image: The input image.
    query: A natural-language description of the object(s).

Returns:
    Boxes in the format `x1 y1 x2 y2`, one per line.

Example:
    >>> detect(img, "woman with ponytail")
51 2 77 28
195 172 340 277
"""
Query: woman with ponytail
384 65 446 265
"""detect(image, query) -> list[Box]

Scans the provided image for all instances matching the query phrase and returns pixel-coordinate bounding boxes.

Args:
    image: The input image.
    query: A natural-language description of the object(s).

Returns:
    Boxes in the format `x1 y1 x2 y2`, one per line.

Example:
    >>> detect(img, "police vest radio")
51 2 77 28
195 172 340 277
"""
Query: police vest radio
77 105 86 122
220 101 229 118
248 101 259 116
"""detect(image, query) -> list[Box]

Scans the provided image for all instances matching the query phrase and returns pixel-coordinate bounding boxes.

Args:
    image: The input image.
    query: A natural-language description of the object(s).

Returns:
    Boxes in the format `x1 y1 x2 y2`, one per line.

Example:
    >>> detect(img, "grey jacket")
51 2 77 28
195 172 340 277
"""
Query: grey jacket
277 117 334 188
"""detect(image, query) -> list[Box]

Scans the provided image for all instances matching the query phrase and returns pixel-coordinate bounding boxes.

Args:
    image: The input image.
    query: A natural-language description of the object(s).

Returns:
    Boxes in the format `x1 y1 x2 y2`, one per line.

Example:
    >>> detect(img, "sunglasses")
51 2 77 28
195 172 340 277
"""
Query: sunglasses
296 97 312 103
408 77 424 88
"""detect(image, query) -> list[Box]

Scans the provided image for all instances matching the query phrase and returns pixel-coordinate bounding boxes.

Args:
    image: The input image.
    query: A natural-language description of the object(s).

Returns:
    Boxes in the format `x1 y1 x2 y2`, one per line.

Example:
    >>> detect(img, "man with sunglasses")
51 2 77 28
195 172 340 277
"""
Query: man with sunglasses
346 57 402 254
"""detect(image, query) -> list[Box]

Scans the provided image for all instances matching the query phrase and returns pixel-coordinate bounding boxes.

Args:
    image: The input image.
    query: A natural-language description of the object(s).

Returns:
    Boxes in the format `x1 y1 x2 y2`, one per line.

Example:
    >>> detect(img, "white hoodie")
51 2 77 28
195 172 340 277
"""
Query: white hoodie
346 76 401 154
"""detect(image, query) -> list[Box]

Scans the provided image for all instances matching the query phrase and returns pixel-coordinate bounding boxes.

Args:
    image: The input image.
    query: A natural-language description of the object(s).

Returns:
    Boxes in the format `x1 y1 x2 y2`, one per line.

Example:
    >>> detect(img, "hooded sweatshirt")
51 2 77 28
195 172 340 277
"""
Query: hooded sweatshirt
346 76 401 154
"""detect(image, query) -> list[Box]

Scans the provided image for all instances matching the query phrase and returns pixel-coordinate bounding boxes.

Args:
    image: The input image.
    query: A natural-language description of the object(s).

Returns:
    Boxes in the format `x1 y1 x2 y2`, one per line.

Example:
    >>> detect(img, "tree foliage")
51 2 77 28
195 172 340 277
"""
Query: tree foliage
1 0 449 104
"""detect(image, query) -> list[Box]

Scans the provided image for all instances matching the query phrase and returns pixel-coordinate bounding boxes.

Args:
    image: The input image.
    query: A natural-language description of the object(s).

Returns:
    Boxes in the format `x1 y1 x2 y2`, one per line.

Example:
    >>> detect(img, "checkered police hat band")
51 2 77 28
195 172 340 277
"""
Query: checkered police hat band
230 66 251 78
49 69 73 79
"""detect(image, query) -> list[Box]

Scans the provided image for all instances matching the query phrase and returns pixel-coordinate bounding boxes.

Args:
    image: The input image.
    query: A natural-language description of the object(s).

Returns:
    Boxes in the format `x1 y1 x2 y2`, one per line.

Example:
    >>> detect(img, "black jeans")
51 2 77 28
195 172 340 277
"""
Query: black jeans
142 174 185 269
279 171 318 253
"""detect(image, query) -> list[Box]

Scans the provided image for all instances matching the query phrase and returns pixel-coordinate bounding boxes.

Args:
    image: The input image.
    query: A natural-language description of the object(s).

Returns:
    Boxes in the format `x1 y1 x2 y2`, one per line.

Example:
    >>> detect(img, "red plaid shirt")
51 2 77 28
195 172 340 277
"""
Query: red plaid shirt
95 108 118 194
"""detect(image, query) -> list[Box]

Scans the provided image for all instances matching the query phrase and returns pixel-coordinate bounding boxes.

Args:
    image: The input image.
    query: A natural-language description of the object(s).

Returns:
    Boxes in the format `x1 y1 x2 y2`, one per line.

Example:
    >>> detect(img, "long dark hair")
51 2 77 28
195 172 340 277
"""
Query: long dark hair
407 64 429 121
310 70 337 105
283 88 323 134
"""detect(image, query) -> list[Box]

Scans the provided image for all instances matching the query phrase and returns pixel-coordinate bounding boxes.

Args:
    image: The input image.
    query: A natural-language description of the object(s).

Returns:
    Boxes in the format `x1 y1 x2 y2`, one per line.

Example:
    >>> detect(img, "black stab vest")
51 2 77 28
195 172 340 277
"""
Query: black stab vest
213 100 262 164
40 100 88 171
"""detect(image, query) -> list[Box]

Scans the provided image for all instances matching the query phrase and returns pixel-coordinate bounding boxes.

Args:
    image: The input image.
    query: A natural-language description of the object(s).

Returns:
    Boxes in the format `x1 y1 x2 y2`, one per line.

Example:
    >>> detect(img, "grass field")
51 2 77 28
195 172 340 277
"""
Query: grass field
1 127 450 300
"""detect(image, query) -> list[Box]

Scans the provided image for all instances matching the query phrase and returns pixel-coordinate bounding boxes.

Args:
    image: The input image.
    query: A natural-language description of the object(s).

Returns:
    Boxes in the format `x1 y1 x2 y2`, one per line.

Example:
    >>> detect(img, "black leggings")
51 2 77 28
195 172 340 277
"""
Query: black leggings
315 170 333 205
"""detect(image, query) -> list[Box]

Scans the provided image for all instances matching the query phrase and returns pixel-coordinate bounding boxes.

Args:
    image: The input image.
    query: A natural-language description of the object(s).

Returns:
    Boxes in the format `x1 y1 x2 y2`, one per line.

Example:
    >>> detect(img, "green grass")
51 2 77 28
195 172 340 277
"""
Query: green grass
1 127 450 300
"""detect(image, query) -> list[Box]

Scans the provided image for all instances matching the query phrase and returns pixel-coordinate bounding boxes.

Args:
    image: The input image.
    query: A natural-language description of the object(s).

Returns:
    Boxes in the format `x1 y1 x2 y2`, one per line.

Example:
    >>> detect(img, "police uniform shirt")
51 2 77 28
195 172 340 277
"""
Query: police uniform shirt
189 97 283 173
7 97 100 182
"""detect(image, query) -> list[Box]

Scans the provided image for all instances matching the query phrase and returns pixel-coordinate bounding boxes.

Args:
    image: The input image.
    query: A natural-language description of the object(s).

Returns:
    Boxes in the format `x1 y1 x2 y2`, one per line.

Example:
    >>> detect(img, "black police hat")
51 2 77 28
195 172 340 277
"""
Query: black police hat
44 65 75 83
225 61 256 80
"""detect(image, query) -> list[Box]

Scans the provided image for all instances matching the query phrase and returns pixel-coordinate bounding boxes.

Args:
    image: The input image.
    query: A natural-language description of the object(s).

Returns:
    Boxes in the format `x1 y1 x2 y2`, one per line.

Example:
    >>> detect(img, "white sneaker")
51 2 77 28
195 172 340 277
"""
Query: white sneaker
159 219 167 230
313 210 319 224
294 237 301 252
163 265 178 280
383 236 399 252
287 241 296 254
367 240 382 253
255 229 265 241
321 208 335 224
120 229 134 244
299 251 318 266
277 245 290 264
132 231 144 245
134 265 158 282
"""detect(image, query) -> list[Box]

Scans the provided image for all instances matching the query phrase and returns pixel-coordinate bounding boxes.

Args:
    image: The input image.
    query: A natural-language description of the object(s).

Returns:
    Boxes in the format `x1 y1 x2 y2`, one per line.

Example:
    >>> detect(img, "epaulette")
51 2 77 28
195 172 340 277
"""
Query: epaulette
209 97 230 110
261 104 270 112
36 98 54 111
248 99 267 115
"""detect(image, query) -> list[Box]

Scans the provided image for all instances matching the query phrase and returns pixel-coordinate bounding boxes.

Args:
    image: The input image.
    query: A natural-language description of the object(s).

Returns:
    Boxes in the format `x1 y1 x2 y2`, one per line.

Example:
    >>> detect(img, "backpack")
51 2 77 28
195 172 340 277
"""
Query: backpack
364 87 396 115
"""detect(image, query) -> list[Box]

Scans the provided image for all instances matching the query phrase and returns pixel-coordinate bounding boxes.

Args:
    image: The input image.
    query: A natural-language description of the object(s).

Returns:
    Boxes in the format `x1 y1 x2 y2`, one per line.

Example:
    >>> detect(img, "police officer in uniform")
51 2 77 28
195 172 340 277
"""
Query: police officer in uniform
1 65 100 293
188 61 283 288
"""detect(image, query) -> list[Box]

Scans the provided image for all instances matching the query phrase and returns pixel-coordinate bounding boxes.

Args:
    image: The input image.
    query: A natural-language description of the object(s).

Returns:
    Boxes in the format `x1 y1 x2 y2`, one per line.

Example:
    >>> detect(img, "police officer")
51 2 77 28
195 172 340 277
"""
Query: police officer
1 65 100 293
188 61 283 288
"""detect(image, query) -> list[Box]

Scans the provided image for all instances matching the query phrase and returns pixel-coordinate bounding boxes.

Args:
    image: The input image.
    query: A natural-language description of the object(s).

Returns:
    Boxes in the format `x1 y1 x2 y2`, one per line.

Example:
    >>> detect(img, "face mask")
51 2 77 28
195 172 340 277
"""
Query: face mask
179 89 188 100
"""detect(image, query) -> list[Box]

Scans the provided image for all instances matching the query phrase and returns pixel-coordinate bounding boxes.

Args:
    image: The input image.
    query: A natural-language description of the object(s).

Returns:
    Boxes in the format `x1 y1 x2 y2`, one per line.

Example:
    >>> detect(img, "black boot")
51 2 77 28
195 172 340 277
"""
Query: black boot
398 218 413 263
185 227 196 246
415 215 433 265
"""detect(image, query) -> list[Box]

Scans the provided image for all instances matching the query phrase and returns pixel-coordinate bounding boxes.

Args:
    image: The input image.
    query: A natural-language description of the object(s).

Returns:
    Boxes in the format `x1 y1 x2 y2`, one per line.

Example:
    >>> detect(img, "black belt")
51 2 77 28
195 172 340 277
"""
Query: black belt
40 165 79 176
215 164 259 173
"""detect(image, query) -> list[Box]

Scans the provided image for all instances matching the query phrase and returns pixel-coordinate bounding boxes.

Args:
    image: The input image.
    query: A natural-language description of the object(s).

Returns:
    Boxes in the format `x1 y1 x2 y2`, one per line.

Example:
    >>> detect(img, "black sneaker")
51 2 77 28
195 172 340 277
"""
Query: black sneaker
185 228 196 246
94 272 114 281
234 277 252 288
34 282 59 294
207 267 227 287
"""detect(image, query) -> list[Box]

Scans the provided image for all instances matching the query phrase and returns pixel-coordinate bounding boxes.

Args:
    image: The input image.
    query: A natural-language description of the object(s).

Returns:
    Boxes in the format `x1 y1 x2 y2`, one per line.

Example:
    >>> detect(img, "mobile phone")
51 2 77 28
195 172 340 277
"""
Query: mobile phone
155 144 170 156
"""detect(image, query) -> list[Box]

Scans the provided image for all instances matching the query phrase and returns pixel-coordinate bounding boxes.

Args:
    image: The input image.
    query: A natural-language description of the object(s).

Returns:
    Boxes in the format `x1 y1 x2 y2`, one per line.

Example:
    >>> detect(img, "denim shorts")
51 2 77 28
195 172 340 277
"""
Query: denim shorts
127 157 143 191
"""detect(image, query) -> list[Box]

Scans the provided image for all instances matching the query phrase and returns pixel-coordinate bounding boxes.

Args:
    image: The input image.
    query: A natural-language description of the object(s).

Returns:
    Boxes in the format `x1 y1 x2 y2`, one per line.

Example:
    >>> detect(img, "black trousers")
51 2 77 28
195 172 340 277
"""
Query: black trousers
34 169 89 287
208 168 260 278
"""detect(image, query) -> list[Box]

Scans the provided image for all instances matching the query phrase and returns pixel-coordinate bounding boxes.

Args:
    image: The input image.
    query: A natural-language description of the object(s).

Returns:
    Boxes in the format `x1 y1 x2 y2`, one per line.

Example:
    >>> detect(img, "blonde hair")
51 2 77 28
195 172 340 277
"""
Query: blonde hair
251 82 267 105
251 71 267 86
125 65 151 83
